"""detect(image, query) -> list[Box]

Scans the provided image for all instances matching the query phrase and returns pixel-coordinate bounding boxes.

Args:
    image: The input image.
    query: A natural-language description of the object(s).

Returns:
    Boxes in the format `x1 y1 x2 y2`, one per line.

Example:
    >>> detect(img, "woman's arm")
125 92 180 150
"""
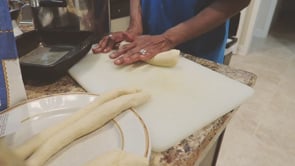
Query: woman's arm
92 0 143 53
111 0 251 65
127 0 143 36
163 0 251 48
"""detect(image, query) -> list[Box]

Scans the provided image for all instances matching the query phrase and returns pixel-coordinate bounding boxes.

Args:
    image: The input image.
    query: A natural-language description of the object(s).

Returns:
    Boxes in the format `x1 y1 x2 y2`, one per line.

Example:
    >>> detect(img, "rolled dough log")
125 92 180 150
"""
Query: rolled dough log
14 88 141 160
145 49 180 67
26 91 150 166
0 141 25 166
119 41 180 67
84 149 149 166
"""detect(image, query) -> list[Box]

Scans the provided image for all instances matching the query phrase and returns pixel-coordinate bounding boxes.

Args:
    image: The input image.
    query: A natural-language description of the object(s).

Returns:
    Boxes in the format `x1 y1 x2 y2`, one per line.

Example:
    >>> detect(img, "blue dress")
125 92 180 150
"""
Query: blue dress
0 0 18 111
141 0 229 63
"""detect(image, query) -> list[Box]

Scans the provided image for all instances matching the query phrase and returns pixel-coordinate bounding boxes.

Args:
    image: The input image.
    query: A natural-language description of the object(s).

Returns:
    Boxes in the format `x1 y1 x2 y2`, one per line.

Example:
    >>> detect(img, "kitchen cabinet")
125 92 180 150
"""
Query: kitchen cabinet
24 54 256 166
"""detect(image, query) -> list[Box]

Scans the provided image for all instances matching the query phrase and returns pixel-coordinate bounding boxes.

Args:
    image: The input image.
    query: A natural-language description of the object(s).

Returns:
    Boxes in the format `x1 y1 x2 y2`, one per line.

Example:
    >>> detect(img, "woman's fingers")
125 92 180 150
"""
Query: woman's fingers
139 51 154 61
114 48 156 65
92 35 111 53
92 32 135 54
103 37 115 53
113 35 171 65
94 34 172 65
110 42 136 59
114 52 143 65
113 48 140 65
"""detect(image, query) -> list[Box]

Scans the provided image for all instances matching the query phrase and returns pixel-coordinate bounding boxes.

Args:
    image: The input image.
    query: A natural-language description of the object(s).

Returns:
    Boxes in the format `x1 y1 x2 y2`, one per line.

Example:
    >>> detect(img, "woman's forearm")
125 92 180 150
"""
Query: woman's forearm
127 0 143 35
163 0 251 47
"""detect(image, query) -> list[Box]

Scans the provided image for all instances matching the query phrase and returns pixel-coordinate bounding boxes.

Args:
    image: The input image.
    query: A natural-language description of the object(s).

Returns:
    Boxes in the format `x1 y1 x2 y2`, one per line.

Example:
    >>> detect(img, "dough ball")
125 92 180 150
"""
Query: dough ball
119 41 180 67
145 49 180 67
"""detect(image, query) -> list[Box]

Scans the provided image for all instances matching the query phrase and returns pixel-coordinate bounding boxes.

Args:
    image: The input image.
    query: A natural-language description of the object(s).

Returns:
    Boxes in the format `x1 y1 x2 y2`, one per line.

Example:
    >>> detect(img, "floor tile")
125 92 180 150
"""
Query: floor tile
217 29 295 166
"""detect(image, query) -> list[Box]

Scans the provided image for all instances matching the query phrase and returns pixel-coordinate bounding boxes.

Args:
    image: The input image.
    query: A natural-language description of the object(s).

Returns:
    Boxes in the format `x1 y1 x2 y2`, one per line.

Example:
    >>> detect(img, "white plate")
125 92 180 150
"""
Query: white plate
4 93 151 166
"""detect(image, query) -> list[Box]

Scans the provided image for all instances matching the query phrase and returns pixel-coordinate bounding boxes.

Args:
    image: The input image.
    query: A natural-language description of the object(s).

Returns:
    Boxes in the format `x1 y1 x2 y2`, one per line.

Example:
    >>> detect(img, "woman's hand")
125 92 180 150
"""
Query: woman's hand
92 31 135 53
110 34 174 65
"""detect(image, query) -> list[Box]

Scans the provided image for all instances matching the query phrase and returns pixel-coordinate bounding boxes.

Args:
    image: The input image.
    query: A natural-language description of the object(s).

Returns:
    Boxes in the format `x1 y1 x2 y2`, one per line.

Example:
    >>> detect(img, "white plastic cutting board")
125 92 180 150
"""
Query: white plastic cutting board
69 51 254 152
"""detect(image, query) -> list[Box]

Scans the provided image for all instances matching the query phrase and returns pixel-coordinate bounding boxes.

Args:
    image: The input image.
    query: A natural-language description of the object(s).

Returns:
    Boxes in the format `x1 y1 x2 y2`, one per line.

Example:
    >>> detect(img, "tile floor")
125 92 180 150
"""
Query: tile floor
216 21 295 165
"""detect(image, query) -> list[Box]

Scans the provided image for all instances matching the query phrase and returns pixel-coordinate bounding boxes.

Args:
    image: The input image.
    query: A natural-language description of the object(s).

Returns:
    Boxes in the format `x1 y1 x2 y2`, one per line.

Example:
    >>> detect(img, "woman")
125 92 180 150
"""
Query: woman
92 0 250 65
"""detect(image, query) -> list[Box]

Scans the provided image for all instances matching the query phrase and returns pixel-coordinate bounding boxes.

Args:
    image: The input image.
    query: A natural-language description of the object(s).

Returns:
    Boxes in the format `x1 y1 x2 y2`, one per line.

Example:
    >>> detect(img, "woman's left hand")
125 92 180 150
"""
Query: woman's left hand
110 34 173 65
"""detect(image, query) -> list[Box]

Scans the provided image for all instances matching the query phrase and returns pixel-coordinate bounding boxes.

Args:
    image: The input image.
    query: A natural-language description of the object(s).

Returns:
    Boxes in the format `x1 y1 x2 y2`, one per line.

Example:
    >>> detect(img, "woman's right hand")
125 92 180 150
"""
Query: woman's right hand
92 31 135 53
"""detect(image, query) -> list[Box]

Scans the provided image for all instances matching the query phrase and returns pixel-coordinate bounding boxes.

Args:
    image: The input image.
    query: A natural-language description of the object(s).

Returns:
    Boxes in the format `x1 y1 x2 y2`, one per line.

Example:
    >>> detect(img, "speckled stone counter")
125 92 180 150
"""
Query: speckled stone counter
24 54 256 166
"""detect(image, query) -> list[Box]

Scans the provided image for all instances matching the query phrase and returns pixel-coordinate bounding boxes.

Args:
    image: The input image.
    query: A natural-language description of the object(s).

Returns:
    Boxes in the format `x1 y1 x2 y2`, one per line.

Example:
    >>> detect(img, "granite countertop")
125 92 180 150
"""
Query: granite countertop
19 18 257 166
24 53 256 166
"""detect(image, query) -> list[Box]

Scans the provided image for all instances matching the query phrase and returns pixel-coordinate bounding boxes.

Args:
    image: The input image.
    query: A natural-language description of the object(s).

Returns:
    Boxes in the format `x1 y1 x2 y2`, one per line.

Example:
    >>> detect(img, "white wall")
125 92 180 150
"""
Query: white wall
253 0 278 38
235 0 261 55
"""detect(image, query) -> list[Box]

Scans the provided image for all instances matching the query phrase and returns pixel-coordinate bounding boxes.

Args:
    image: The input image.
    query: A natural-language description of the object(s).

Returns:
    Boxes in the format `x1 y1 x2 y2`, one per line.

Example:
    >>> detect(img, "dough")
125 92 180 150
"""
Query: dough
25 91 150 166
84 149 149 166
119 41 180 67
0 141 25 166
118 40 131 50
14 88 141 160
145 49 180 67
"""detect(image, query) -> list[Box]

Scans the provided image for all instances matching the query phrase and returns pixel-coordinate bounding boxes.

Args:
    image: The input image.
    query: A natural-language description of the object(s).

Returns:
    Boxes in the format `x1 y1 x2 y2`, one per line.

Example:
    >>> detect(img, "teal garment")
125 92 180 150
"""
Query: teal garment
141 0 229 63
0 0 18 111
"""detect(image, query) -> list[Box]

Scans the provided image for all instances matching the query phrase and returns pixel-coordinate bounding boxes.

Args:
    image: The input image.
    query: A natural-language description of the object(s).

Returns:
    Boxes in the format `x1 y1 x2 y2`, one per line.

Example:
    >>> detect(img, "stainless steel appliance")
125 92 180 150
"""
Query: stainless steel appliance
16 0 110 82
30 0 109 37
